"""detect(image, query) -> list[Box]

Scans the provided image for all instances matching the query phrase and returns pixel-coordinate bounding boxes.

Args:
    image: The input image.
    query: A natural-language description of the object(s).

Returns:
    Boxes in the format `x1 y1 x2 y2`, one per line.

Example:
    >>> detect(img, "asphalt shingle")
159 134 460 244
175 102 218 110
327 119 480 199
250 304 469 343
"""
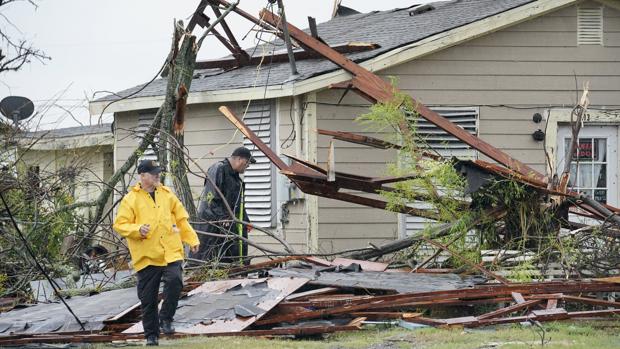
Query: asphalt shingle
97 0 534 102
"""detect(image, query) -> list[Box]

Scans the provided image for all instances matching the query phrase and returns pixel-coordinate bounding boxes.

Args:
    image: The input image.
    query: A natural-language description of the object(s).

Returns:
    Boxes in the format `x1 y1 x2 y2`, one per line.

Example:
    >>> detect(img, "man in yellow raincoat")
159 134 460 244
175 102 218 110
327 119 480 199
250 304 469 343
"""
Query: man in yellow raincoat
113 160 199 346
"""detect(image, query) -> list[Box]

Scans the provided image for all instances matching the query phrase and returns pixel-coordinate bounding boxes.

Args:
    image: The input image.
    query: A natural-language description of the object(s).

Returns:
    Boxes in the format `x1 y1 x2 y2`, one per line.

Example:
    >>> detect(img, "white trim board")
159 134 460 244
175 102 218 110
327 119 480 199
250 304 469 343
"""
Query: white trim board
544 108 620 178
89 0 583 116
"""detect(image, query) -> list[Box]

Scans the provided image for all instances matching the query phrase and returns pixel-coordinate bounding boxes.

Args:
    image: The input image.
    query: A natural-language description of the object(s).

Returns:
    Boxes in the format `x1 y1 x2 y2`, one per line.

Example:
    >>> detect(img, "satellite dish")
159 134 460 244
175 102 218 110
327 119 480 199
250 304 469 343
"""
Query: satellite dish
0 96 35 123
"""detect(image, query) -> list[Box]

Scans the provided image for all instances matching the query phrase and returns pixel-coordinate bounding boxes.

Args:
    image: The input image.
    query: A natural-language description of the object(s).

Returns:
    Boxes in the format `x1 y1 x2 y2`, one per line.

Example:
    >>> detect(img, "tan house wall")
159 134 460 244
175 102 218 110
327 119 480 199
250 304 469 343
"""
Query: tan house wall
20 146 112 204
314 1 620 253
315 91 400 253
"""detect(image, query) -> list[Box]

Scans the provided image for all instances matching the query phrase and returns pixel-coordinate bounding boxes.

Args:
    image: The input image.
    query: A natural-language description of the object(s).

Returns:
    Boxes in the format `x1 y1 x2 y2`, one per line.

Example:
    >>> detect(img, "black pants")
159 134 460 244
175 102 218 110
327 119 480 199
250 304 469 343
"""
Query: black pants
136 261 183 338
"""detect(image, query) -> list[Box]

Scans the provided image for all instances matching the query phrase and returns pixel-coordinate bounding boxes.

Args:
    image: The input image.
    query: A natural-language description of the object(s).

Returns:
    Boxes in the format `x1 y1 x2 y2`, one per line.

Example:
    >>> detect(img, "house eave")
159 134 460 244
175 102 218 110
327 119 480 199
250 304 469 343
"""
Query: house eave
89 0 581 116
19 133 114 151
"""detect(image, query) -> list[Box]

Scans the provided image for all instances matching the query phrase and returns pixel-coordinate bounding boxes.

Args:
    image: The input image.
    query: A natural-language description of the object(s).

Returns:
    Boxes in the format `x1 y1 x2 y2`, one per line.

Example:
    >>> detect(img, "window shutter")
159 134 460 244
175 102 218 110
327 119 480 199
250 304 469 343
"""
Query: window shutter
403 107 479 236
135 112 157 161
242 100 275 228
578 6 603 46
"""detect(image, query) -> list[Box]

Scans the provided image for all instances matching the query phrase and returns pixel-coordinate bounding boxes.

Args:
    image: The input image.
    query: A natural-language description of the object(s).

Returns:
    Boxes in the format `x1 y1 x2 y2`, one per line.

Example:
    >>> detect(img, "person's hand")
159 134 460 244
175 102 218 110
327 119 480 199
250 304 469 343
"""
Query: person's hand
139 224 150 239
247 224 253 233
190 244 199 254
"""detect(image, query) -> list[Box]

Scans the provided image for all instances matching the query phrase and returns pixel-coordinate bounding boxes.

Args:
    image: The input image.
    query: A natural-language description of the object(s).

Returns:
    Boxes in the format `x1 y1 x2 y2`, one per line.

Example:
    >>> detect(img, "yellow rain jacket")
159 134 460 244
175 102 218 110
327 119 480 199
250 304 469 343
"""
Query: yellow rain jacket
113 183 200 272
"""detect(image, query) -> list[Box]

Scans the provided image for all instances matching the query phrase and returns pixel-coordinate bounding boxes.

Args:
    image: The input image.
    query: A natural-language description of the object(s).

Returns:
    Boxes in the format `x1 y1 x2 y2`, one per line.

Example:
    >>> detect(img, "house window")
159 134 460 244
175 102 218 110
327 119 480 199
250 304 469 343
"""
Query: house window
557 125 618 206
565 138 608 203
401 107 479 237
242 100 276 228
577 6 603 46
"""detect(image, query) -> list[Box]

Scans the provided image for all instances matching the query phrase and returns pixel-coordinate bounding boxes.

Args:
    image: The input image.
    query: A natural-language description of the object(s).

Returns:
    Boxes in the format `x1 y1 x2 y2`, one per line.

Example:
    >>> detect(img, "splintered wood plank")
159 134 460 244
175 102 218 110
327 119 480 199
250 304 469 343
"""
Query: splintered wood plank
563 295 620 308
123 278 308 335
512 292 526 304
285 287 341 301
302 256 333 267
546 299 558 309
531 308 569 320
477 299 542 320
594 276 620 284
104 302 141 323
444 316 479 326
349 312 422 320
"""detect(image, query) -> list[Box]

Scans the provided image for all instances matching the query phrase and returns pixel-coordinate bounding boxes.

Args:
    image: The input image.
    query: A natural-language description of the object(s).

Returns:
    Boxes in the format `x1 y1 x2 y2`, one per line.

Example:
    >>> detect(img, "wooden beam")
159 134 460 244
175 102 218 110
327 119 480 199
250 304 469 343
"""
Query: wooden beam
477 299 542 320
196 42 379 69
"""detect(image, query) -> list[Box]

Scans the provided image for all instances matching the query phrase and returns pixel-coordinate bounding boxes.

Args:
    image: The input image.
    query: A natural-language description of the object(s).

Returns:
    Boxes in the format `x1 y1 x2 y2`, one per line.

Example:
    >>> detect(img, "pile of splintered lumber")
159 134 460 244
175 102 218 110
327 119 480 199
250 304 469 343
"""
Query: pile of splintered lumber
1 257 619 346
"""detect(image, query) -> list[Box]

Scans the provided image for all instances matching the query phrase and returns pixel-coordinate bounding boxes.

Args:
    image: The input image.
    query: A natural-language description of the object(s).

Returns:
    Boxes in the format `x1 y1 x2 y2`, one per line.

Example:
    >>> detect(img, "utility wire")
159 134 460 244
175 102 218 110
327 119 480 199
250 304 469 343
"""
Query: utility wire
0 192 86 330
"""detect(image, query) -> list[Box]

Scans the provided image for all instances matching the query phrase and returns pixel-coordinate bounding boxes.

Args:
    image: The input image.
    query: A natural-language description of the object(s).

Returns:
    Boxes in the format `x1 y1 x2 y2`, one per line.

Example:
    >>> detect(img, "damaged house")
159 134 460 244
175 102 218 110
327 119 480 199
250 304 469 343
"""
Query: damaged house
89 0 620 255
4 0 620 344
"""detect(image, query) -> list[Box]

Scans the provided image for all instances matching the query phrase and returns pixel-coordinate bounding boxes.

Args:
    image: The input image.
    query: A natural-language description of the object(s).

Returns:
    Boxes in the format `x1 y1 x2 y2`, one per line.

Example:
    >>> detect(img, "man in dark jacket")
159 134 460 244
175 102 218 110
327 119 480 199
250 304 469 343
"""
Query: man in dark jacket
192 147 255 264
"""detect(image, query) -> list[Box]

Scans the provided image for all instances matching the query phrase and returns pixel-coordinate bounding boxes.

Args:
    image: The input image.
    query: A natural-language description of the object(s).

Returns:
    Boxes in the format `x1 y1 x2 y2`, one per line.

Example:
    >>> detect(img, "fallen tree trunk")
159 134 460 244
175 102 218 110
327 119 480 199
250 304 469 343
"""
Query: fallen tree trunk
158 24 199 219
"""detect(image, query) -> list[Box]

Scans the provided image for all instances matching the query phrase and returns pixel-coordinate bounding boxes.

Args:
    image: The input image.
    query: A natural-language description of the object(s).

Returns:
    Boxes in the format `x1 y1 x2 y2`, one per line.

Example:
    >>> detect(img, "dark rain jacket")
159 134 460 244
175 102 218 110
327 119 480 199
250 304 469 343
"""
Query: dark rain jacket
194 159 249 262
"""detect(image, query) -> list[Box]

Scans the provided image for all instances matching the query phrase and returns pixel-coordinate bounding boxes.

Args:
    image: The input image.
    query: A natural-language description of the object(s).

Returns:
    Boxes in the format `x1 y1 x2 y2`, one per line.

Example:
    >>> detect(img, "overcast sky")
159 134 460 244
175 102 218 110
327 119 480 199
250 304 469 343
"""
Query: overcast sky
1 0 428 130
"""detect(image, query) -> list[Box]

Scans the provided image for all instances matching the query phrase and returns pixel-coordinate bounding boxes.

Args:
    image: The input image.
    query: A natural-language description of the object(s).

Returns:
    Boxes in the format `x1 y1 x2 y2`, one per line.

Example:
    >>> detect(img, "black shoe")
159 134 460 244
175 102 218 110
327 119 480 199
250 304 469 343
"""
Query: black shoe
145 335 159 346
160 319 175 335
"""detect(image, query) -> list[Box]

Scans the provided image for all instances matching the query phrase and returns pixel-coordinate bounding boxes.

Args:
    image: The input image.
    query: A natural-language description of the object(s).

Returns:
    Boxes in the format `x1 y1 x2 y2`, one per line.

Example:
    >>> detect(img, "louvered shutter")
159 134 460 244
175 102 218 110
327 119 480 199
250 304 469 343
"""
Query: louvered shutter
577 6 603 46
242 100 275 228
135 111 157 161
402 107 478 236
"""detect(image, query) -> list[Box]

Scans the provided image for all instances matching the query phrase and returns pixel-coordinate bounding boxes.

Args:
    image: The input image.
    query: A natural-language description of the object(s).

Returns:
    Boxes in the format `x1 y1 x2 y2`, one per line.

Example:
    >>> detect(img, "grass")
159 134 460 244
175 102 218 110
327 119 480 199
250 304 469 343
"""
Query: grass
97 320 620 349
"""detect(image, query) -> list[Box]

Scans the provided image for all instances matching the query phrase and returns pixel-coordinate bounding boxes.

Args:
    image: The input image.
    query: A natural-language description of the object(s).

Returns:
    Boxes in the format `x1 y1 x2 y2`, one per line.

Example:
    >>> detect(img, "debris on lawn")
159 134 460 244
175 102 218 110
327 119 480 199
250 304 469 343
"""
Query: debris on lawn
1 257 620 346
2 1 620 347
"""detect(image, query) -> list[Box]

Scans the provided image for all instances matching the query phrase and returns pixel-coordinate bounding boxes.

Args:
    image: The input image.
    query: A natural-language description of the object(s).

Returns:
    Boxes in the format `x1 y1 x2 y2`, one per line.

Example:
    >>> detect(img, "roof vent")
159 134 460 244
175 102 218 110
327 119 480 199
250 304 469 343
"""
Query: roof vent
409 4 435 16
578 6 603 45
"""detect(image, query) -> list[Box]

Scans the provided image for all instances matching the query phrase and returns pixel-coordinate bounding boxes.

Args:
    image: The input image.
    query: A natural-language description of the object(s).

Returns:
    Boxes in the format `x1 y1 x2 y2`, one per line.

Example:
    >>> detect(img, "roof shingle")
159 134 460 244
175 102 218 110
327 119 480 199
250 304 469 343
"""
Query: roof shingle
97 0 534 102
